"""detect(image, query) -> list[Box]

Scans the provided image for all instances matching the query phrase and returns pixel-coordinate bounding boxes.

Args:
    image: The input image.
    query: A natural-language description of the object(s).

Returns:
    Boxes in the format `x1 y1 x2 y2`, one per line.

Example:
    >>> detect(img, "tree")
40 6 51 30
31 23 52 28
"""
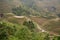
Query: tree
44 34 50 40
0 21 17 40
23 21 35 31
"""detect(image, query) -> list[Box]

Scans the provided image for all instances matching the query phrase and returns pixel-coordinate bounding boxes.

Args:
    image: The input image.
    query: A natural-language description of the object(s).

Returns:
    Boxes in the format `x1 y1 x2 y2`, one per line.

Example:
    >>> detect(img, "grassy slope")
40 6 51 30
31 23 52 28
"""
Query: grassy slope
0 16 51 40
42 20 60 35
2 13 26 24
30 16 60 35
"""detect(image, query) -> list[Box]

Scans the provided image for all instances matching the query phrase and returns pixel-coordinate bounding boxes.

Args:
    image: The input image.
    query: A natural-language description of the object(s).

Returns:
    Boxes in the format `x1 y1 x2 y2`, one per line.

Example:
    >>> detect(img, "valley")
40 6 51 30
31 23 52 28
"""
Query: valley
0 0 60 40
6 14 60 36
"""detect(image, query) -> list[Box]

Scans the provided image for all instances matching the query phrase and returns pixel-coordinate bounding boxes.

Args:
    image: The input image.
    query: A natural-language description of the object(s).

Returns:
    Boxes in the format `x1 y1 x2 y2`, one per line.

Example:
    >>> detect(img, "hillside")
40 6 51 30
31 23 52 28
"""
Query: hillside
43 20 60 35
4 13 60 35
12 4 40 16
0 15 60 40
0 0 60 18
0 0 12 13
0 0 60 40
30 16 60 35
0 15 51 40
20 0 60 15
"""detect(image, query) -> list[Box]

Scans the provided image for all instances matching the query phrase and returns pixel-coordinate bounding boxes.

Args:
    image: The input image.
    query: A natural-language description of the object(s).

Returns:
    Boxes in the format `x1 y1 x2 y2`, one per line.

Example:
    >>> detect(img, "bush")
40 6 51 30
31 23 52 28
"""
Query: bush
0 21 17 40
23 21 36 31
0 20 59 40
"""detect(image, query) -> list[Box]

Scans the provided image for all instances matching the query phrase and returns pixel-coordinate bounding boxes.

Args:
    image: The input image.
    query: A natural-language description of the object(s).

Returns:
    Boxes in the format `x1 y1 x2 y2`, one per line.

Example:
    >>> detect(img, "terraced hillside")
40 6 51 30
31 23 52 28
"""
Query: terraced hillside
1 13 26 24
43 20 60 35
30 16 60 35
30 17 48 25
1 13 60 35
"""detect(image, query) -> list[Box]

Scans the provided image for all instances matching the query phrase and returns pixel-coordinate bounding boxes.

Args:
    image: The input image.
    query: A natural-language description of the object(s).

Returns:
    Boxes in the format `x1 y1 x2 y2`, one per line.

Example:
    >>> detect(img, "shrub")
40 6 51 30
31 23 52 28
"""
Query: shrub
0 21 17 40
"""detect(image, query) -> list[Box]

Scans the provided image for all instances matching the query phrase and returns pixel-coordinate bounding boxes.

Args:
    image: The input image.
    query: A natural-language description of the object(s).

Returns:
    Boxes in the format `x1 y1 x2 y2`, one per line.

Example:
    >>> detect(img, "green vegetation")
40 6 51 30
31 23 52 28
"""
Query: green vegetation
0 20 60 40
12 4 40 16
23 21 36 31
0 21 17 40
0 0 60 40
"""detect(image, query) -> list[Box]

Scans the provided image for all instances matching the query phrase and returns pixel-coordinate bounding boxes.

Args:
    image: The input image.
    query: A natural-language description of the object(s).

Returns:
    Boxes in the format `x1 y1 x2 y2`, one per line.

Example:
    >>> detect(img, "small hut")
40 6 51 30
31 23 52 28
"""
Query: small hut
0 13 4 18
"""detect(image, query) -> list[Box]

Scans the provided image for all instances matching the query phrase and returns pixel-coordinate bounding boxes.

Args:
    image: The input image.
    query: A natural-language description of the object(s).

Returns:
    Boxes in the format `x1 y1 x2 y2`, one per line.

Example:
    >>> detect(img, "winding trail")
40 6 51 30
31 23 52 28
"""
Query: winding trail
13 16 60 36
13 16 46 32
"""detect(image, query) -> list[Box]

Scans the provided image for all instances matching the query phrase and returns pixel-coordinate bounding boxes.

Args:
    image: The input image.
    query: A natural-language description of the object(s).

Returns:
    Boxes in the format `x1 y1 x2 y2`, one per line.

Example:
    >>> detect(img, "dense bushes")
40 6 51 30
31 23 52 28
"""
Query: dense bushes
12 5 40 16
0 21 17 40
23 21 35 31
0 20 60 40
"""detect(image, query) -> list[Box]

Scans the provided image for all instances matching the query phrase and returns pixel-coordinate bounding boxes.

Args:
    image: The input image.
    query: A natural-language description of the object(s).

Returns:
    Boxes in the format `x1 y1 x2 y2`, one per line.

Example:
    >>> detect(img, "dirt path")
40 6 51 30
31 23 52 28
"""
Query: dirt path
34 22 47 32
13 16 46 32
13 16 60 36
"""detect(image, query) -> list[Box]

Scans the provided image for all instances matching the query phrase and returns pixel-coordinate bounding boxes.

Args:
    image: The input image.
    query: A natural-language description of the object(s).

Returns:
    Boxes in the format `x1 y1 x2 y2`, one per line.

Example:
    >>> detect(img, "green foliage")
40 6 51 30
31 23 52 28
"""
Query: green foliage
44 34 50 40
23 21 36 31
52 36 60 40
12 5 40 16
8 36 19 40
14 26 50 40
15 27 32 40
0 20 60 40
57 36 60 40
0 21 17 40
